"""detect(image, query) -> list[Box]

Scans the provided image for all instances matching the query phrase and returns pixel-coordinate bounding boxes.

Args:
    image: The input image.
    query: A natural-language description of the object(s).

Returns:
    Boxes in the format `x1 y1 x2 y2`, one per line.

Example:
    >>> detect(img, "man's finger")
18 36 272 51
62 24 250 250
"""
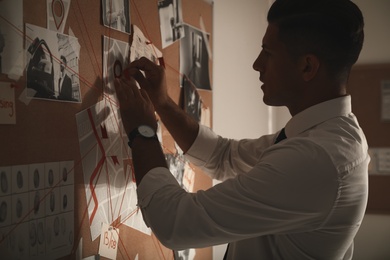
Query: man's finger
129 57 158 72
121 77 144 100
123 67 140 80
114 78 129 104
125 68 151 92
124 68 145 83
140 88 152 104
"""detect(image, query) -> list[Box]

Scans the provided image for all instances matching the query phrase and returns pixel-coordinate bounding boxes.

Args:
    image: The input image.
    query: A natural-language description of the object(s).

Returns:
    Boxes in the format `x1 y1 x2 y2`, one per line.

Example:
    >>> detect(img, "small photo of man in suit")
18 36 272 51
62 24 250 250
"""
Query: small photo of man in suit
58 55 73 101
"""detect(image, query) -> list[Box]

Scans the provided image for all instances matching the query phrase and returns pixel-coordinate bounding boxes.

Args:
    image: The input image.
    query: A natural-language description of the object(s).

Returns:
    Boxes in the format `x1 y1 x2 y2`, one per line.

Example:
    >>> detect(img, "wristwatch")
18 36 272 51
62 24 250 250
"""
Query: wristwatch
128 125 158 148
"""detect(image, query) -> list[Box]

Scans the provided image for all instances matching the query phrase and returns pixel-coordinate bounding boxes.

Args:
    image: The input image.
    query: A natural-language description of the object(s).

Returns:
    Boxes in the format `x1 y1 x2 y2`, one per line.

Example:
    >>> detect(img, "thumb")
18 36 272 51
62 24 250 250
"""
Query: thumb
140 88 153 104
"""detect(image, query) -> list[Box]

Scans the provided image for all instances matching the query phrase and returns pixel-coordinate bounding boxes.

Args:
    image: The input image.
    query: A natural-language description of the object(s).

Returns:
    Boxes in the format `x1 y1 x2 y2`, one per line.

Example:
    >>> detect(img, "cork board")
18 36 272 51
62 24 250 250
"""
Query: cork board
348 64 390 213
0 0 213 259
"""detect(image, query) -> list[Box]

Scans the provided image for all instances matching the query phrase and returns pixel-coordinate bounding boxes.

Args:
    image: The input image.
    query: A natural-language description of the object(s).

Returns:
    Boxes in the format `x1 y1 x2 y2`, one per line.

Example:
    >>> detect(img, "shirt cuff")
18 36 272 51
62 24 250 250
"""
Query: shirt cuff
184 125 219 167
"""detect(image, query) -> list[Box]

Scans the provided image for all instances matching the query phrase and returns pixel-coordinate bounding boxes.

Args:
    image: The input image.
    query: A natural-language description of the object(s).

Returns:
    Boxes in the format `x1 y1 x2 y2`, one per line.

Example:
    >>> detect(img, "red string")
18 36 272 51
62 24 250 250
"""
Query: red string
71 143 106 255
1 0 210 258
73 0 103 80
117 228 132 260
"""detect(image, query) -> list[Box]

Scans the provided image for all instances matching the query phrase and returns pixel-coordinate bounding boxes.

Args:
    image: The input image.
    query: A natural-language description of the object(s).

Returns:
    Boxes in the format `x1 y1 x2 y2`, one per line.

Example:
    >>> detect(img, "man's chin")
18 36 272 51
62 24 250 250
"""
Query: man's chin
262 96 284 107
262 95 273 106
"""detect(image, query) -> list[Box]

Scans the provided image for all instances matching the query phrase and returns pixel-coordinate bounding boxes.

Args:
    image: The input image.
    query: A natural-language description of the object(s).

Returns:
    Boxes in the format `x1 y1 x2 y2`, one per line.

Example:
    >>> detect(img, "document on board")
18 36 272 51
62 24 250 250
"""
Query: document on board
47 0 71 33
76 100 151 241
0 82 16 124
0 0 24 79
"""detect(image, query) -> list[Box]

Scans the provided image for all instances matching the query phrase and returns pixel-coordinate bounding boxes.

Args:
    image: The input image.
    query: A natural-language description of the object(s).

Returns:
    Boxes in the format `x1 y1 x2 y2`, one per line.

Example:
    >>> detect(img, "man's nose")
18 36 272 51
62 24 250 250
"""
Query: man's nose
253 56 261 71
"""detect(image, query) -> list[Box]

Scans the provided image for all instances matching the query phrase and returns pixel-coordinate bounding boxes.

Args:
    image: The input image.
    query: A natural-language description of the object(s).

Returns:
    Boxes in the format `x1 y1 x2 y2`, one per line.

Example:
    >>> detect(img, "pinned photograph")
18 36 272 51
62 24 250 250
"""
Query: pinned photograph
103 36 130 98
158 0 185 48
165 153 187 190
25 24 81 102
102 0 131 34
47 0 72 33
0 0 24 78
174 248 196 260
182 75 202 123
76 100 150 240
180 24 211 90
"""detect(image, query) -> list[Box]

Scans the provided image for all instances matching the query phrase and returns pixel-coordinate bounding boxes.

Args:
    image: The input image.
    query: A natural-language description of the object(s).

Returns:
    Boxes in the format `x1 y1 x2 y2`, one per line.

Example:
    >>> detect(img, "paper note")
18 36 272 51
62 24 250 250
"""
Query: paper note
0 82 16 124
98 223 119 260
76 100 150 240
0 161 74 259
47 0 72 33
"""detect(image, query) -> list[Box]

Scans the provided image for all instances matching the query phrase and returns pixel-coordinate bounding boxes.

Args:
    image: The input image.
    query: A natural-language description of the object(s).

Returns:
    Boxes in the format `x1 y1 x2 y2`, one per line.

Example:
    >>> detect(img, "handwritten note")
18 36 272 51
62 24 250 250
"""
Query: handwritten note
98 223 119 260
0 82 16 124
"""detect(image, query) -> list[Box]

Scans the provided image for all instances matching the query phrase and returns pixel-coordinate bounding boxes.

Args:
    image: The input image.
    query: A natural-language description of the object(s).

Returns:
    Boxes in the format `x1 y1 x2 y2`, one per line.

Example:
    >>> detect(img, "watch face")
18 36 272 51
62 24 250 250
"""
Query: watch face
138 125 156 138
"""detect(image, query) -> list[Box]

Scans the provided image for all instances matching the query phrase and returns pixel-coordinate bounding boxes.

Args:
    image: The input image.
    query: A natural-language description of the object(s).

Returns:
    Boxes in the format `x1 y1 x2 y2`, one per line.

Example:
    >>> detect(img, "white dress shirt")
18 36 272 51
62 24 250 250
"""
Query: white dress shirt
137 96 369 259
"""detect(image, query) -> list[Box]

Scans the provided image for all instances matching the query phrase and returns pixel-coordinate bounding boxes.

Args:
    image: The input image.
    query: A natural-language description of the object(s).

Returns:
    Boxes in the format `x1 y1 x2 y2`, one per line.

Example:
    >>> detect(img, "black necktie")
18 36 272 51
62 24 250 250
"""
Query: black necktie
274 128 287 144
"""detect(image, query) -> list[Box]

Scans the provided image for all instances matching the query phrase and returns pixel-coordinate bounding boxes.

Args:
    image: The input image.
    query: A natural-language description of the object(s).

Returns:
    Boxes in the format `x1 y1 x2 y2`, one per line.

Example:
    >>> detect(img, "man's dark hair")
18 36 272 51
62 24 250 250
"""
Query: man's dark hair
267 0 364 83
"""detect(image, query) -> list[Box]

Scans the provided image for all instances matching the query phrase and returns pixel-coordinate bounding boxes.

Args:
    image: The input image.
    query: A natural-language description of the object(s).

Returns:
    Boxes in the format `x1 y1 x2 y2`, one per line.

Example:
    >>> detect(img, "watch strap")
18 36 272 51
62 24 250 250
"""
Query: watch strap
127 126 158 148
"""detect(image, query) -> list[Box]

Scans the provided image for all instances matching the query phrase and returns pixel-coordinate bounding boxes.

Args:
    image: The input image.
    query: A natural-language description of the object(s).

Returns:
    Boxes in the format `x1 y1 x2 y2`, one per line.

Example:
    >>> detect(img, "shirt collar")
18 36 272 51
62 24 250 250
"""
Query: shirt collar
285 95 352 138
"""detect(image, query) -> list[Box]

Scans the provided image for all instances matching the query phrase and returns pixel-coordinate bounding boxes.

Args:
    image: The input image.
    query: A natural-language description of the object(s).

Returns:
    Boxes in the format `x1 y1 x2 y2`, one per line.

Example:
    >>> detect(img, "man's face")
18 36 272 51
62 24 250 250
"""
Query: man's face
252 24 303 108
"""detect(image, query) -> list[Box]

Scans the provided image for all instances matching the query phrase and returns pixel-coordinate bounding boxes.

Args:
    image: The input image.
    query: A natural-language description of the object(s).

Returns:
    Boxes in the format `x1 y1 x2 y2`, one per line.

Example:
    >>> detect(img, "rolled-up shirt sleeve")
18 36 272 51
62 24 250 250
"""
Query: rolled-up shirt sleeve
136 97 369 258
185 125 275 181
184 125 220 167
136 139 339 250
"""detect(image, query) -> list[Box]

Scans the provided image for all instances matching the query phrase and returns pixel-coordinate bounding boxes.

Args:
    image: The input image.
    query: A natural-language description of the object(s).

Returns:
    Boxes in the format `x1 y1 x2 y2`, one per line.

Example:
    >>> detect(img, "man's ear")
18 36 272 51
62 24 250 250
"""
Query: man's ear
300 54 320 82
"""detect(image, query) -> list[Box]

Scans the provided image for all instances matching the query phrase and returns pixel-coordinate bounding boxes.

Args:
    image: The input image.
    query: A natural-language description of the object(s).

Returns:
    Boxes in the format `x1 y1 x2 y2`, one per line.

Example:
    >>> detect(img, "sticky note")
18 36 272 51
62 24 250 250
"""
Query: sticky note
98 223 119 260
0 82 16 124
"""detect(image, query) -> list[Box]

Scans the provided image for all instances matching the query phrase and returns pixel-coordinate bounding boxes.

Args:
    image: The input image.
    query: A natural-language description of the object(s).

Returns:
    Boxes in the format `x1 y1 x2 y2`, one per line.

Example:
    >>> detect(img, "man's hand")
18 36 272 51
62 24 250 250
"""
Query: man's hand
124 57 169 109
114 76 157 135
121 56 199 154
115 59 169 186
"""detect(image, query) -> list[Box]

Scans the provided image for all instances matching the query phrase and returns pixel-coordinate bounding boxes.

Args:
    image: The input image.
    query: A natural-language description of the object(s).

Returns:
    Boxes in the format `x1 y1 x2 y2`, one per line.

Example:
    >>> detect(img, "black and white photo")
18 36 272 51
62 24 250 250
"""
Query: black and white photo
180 24 211 90
103 36 130 97
102 0 130 34
158 0 184 48
25 24 81 102
182 75 202 123
0 0 23 77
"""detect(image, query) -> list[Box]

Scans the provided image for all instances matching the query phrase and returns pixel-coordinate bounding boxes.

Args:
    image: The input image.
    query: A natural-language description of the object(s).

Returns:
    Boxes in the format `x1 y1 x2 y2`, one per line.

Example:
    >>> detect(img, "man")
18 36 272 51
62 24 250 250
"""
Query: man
58 55 73 101
114 0 369 259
